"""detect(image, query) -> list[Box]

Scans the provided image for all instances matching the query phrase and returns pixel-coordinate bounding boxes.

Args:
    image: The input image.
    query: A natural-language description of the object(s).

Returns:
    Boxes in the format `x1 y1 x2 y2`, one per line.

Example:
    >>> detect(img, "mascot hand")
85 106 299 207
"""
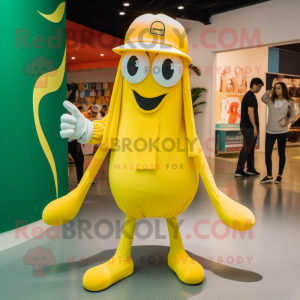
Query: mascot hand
60 101 94 144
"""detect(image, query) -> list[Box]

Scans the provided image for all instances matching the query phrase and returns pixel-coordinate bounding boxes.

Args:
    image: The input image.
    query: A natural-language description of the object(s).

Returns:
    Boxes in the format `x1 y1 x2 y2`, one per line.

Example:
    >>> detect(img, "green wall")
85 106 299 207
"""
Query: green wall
0 1 68 233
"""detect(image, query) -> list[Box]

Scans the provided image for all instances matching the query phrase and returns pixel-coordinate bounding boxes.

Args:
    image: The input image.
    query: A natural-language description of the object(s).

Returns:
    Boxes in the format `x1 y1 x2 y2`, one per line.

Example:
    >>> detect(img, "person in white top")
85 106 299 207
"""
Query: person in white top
260 82 296 184
95 104 109 120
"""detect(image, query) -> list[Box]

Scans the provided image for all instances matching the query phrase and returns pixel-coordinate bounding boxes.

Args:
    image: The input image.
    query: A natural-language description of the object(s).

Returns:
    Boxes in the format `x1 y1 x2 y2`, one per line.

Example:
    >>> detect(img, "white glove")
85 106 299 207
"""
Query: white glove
60 101 94 144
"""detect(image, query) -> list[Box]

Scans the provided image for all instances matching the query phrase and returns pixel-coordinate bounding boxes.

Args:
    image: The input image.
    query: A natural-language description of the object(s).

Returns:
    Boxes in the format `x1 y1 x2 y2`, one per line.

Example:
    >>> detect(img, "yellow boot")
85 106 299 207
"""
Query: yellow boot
166 217 204 285
83 215 136 291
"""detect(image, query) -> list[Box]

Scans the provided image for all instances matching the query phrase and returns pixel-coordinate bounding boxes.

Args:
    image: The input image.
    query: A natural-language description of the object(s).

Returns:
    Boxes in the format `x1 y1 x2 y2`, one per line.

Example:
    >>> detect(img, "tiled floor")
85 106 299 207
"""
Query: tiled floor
1 147 300 300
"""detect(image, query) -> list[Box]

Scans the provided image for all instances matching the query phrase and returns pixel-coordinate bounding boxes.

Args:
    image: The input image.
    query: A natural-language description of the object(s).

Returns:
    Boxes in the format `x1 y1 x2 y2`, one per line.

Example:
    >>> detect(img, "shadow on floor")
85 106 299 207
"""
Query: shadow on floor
50 245 262 298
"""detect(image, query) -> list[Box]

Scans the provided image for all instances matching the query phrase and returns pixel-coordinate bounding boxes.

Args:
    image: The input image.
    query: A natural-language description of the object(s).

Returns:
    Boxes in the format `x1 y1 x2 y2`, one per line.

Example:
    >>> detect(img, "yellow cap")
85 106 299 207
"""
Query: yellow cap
113 14 192 63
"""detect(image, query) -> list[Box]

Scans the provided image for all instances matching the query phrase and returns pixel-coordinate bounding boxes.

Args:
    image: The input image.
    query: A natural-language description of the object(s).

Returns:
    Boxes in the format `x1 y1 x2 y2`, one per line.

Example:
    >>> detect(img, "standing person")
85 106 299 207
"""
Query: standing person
82 104 101 121
68 132 84 185
100 104 108 118
81 105 101 186
80 104 100 185
67 82 78 103
67 111 85 185
66 83 86 185
96 104 109 120
77 106 85 113
260 82 296 184
235 78 264 177
95 105 109 120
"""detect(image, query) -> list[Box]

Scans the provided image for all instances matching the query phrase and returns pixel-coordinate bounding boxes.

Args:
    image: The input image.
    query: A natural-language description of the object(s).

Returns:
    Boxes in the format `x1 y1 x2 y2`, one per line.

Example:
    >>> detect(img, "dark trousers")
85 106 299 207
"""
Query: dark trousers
237 127 257 171
68 140 84 182
265 132 287 176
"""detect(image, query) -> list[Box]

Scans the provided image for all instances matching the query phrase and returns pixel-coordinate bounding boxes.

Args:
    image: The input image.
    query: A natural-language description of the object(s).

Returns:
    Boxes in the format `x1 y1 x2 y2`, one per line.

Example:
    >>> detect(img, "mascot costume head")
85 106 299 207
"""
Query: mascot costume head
43 14 255 292
102 13 198 157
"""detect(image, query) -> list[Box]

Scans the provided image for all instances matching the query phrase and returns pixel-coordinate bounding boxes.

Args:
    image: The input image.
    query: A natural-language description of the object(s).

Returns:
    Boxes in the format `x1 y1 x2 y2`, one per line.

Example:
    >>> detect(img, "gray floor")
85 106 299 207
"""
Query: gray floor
1 148 300 300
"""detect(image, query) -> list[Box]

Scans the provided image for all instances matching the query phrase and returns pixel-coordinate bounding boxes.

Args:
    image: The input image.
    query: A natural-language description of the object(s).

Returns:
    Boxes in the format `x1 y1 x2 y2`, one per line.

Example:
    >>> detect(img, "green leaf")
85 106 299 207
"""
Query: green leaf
189 64 201 76
191 87 207 115
193 102 206 108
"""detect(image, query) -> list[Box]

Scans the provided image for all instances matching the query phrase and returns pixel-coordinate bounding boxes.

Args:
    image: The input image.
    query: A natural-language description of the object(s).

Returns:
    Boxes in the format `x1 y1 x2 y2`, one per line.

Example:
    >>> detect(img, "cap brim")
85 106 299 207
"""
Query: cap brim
113 42 192 63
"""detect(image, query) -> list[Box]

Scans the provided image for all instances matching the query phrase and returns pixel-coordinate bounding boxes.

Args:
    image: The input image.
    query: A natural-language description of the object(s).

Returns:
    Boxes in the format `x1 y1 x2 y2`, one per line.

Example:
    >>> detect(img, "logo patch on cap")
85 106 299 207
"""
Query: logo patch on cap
149 21 165 37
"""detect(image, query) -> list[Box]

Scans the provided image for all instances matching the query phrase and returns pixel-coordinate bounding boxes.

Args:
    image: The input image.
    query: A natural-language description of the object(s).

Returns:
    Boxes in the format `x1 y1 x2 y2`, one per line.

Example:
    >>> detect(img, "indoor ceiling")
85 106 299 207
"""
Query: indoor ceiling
274 43 300 54
66 0 271 39
66 20 123 69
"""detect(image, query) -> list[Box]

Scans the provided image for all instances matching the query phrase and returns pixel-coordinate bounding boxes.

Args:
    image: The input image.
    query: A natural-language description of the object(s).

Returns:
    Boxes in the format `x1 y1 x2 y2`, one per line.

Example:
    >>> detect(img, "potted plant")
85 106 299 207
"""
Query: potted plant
189 64 207 115
191 87 207 115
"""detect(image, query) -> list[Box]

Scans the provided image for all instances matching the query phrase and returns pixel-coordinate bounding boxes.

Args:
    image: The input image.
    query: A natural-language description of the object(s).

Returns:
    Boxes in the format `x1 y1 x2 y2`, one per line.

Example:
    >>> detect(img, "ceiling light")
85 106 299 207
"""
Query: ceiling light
178 6 184 9
71 57 75 59
100 54 104 56
119 12 125 15
123 2 130 6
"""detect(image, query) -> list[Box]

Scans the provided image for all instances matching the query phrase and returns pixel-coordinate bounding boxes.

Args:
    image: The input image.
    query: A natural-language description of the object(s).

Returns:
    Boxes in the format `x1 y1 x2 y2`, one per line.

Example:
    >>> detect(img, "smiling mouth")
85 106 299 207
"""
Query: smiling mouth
133 89 167 111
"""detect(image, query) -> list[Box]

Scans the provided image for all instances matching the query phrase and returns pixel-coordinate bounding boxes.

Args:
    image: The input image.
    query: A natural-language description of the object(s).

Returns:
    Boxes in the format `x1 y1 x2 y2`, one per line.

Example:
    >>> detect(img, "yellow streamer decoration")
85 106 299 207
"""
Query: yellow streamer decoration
33 48 66 198
38 2 65 23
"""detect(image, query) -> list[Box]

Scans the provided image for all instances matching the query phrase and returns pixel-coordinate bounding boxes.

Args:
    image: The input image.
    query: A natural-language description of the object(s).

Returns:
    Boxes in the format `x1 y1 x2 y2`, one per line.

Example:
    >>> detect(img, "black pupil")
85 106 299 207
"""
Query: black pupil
162 59 174 80
127 56 138 76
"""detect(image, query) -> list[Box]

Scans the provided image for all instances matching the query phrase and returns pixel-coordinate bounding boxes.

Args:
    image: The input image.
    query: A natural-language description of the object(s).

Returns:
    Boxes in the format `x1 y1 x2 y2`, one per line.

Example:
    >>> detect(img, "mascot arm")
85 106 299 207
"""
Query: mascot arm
43 112 109 226
88 116 108 144
42 142 109 226
194 139 255 231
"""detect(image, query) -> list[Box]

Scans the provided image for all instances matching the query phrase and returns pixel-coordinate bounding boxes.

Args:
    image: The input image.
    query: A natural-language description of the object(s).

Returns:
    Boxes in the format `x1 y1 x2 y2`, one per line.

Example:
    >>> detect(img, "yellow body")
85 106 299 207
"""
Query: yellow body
42 13 255 292
109 56 198 218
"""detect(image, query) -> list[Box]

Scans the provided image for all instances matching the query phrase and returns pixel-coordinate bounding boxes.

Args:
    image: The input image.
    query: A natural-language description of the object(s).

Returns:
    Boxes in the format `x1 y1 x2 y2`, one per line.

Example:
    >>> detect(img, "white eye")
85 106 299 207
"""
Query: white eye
121 52 150 84
152 54 183 87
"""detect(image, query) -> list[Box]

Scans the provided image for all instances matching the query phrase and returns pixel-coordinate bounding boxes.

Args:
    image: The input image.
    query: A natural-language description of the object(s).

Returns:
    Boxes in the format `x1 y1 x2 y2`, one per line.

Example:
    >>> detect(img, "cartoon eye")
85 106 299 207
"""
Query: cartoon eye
35 67 38 71
152 54 183 87
34 256 38 260
121 52 150 84
43 67 47 71
42 257 46 260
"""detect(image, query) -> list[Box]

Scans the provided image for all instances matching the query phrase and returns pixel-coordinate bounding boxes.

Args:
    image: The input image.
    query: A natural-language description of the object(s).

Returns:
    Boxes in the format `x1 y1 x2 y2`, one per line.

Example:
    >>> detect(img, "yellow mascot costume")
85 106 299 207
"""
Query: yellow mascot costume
43 14 255 291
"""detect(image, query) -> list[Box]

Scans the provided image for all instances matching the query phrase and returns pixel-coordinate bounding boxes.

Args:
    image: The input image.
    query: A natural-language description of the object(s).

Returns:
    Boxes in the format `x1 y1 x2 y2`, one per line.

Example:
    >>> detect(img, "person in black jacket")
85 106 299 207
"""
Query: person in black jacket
67 82 78 103
235 78 264 177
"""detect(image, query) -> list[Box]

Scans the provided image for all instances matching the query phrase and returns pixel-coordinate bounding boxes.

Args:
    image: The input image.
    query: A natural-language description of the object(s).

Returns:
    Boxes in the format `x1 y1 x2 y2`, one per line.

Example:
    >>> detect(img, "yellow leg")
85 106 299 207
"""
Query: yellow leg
83 215 137 291
166 217 204 284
